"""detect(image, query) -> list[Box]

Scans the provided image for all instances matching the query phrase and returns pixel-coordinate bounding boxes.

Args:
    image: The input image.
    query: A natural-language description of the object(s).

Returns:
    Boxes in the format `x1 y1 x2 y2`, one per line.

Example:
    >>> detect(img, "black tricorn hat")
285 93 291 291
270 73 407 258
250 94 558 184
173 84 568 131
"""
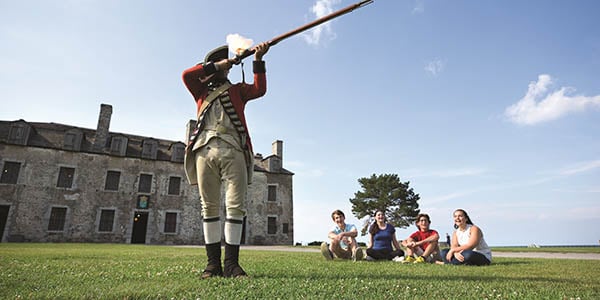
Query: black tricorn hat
204 45 229 64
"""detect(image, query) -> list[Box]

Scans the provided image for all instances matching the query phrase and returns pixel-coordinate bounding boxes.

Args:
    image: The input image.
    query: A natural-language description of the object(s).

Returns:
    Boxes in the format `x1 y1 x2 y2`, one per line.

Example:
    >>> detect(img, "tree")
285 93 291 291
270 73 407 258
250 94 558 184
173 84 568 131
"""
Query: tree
349 173 420 235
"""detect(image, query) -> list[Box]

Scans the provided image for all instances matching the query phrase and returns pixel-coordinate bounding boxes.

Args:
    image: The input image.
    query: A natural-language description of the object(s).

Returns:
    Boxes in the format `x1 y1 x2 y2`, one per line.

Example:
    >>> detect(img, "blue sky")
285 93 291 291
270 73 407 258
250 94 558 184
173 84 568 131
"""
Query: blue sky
1 0 599 246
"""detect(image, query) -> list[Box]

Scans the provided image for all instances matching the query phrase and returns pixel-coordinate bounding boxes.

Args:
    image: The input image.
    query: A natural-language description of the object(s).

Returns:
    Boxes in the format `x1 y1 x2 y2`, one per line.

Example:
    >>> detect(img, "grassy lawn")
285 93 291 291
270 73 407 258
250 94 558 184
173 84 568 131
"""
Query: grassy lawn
1 243 598 299
491 246 600 254
301 245 600 254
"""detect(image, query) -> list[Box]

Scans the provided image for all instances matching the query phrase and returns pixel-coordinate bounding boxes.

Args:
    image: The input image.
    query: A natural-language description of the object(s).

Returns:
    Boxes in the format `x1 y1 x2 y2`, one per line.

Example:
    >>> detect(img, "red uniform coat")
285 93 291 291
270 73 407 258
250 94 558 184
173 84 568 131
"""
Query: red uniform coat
181 62 266 185
181 63 267 155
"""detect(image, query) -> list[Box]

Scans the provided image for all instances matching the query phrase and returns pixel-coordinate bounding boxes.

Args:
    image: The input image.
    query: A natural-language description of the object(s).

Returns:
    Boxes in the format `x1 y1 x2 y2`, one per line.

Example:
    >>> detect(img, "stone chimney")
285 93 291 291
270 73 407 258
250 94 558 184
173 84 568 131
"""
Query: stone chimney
272 140 283 162
92 104 112 152
268 140 283 172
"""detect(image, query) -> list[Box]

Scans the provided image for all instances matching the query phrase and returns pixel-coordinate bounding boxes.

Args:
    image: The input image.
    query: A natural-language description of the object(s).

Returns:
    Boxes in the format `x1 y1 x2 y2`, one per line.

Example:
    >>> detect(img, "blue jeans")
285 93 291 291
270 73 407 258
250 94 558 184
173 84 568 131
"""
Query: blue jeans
441 249 491 266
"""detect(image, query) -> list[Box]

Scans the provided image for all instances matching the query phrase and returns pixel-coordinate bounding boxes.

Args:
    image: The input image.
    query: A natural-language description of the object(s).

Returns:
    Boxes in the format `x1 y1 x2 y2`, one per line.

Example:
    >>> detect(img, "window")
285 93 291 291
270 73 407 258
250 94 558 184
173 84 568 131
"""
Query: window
0 161 21 184
268 185 277 202
141 139 158 160
267 216 277 234
111 138 122 153
8 123 31 145
63 130 83 151
104 171 121 191
283 223 289 234
138 174 152 193
98 209 115 232
164 212 177 233
168 176 181 195
48 207 67 231
56 167 75 188
171 143 185 163
64 133 76 149
110 136 128 156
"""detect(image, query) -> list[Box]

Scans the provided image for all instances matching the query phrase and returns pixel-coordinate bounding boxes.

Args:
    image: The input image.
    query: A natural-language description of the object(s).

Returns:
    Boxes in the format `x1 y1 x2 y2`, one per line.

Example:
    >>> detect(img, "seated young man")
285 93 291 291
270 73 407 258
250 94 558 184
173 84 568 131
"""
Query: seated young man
402 213 442 263
320 209 363 261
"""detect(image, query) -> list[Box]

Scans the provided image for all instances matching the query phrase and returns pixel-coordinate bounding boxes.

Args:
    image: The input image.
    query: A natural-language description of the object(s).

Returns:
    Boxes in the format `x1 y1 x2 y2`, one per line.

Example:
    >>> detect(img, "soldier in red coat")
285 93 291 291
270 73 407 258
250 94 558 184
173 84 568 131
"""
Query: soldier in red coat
182 42 270 278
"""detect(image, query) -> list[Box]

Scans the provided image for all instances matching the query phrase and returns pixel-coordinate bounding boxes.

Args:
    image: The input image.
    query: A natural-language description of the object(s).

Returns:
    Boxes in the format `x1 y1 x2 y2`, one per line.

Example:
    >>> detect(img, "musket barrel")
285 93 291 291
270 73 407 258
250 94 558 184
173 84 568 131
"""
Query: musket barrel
232 0 373 63
268 0 373 46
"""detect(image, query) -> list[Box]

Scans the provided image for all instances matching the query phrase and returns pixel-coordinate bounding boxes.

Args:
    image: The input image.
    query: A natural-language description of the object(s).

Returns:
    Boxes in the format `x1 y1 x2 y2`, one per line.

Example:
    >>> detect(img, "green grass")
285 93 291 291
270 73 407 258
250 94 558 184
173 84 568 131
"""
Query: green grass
491 246 600 254
1 243 598 299
303 245 600 254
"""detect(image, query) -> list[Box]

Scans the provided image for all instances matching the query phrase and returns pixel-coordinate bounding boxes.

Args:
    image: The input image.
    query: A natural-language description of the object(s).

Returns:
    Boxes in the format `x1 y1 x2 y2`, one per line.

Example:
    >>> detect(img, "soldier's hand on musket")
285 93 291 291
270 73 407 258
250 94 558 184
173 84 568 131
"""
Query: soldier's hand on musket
254 42 270 61
214 58 233 71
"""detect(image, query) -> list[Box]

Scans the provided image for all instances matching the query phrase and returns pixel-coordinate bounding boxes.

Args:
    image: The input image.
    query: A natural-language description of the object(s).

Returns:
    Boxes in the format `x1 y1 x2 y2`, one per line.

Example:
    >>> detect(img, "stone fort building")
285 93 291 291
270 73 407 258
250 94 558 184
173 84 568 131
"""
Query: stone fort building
0 104 293 245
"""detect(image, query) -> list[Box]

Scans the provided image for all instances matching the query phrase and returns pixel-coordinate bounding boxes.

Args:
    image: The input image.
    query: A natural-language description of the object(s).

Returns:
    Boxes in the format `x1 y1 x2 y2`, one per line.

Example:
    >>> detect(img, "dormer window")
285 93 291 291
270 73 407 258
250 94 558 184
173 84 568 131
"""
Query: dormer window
170 143 185 163
8 122 31 145
63 129 83 151
110 136 127 156
141 139 158 160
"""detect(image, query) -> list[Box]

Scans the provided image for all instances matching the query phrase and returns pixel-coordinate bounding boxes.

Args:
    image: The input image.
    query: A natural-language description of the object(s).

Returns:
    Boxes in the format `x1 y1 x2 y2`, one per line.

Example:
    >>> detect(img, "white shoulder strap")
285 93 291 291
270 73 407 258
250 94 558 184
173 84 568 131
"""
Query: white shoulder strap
196 82 231 119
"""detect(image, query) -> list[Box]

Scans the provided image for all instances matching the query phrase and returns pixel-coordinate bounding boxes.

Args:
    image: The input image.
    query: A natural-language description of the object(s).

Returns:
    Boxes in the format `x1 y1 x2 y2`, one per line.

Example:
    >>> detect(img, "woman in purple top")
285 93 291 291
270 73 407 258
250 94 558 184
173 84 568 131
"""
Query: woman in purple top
366 210 404 260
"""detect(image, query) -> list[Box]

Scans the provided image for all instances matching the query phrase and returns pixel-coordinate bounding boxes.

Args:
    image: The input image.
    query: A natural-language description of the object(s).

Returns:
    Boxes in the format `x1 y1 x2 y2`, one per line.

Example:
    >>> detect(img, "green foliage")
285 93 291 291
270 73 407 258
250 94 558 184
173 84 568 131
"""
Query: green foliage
350 173 420 235
0 243 599 299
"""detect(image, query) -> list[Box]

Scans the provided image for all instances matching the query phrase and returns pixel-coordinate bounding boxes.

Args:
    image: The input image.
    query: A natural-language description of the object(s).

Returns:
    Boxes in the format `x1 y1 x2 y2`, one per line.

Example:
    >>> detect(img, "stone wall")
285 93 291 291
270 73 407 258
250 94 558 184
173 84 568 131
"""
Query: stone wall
0 104 294 245
0 145 203 244
0 135 294 245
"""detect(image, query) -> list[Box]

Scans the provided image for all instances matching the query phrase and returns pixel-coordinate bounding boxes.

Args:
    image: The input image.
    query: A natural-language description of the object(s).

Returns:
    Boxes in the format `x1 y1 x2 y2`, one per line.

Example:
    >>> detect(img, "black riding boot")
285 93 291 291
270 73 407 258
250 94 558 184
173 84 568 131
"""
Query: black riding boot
223 243 247 278
201 242 223 279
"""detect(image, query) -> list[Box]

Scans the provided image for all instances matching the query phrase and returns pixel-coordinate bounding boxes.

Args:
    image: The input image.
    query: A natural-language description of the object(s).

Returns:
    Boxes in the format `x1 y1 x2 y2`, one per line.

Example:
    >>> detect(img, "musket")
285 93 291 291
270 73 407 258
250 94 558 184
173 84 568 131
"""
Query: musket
232 0 374 64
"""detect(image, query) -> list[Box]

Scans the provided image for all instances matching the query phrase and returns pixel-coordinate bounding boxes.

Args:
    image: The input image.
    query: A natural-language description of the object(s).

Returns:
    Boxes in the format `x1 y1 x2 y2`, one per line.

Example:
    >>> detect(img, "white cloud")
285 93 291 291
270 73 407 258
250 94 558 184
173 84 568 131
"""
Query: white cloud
559 160 600 176
505 74 600 125
424 58 444 76
412 0 425 14
302 0 340 46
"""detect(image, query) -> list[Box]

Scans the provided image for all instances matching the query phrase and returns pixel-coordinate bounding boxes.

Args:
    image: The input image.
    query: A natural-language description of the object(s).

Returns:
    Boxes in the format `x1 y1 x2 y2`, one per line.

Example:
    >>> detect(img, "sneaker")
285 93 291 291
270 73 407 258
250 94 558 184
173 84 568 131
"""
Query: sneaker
402 255 416 264
320 242 333 260
365 255 375 261
352 247 364 261
413 256 426 264
392 256 404 262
